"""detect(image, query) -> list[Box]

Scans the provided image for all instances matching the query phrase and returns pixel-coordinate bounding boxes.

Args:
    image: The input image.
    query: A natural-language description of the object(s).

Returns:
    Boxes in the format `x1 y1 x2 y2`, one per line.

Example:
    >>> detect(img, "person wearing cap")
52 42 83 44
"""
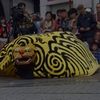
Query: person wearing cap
77 4 97 43
85 8 92 13
58 9 71 31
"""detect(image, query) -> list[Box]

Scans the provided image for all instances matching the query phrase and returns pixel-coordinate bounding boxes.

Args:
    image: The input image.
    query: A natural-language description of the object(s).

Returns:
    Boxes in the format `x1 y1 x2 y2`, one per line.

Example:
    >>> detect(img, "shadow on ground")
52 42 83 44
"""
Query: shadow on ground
0 69 100 87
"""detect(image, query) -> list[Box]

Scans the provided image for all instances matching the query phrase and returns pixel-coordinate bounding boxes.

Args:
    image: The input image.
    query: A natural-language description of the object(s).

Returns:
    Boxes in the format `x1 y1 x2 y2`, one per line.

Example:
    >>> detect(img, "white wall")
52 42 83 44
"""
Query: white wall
73 0 92 8
93 0 99 13
40 0 69 6
51 2 69 15
40 5 51 19
40 0 71 19
13 0 34 13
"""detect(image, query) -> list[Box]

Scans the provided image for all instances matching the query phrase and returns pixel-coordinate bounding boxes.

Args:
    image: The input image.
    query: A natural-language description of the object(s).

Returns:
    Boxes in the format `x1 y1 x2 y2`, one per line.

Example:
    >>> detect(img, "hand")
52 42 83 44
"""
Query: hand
72 19 76 22
42 30 46 33
86 27 90 31
80 27 85 31
69 24 73 28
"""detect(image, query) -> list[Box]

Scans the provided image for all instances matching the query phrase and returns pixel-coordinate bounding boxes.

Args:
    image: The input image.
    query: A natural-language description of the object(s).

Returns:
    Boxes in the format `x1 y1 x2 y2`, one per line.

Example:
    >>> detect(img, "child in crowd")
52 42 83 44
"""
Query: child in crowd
91 42 100 64
7 35 14 43
0 31 8 46
91 42 100 53
89 31 100 49
1 31 8 38
32 14 41 33
0 16 10 36
76 34 89 48
57 26 64 32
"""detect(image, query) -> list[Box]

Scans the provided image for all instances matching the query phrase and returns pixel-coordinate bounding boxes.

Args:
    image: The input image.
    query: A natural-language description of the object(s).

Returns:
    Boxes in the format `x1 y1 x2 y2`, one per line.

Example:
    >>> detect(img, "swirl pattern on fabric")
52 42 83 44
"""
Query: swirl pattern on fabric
0 32 99 78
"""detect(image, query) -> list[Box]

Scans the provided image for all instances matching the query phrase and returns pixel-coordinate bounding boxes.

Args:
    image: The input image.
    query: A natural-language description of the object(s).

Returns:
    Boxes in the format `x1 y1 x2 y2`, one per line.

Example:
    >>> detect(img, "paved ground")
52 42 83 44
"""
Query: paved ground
0 69 100 100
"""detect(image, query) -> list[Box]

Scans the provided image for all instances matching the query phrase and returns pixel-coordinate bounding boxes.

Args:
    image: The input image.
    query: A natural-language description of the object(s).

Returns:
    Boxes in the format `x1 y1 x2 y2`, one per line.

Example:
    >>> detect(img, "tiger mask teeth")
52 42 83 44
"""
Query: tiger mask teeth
14 55 35 65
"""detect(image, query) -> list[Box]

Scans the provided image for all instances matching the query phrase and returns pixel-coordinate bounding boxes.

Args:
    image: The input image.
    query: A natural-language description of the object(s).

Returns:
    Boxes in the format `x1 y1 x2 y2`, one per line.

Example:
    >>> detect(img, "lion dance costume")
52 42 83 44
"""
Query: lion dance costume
0 32 99 79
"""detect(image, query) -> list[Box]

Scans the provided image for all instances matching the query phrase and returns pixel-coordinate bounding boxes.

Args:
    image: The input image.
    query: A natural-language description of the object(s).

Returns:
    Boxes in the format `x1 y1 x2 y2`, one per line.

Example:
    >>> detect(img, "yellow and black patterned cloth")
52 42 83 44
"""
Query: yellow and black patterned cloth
0 32 99 78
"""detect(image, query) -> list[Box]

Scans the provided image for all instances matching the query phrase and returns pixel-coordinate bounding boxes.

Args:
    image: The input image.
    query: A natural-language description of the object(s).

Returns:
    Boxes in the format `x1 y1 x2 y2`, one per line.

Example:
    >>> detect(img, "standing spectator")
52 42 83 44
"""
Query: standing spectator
68 8 78 34
15 2 38 37
85 8 92 13
94 3 100 32
59 9 71 31
40 11 56 33
0 16 10 37
77 4 97 43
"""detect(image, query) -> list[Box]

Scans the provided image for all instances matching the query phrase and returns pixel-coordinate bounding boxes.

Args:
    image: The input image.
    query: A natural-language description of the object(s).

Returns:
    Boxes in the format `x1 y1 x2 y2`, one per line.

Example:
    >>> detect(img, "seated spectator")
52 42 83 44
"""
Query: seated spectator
55 9 62 26
32 14 41 33
1 31 8 39
37 12 43 21
76 34 89 48
57 26 64 32
77 4 97 43
68 8 78 34
0 16 10 37
89 31 100 49
40 11 56 33
59 9 71 31
91 42 100 64
52 14 56 20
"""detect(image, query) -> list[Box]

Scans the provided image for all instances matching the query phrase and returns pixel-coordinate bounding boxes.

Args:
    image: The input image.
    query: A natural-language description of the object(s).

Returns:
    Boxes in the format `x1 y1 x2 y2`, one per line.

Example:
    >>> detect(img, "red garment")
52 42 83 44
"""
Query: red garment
0 24 10 35
55 19 58 26
55 19 59 30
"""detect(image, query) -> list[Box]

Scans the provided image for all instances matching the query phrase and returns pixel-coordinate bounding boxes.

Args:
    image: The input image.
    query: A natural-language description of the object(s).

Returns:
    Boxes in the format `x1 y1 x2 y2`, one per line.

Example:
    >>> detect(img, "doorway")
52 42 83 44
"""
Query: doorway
33 0 40 13
0 0 5 17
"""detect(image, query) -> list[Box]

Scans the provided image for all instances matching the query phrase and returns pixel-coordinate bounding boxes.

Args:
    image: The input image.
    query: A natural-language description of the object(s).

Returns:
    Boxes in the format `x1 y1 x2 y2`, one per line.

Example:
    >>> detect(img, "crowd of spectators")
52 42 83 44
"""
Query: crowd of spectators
0 2 100 63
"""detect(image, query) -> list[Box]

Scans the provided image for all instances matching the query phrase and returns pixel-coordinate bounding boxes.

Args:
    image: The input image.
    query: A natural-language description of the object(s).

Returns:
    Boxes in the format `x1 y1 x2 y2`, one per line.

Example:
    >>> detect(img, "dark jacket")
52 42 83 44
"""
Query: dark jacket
59 18 71 31
77 12 97 38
